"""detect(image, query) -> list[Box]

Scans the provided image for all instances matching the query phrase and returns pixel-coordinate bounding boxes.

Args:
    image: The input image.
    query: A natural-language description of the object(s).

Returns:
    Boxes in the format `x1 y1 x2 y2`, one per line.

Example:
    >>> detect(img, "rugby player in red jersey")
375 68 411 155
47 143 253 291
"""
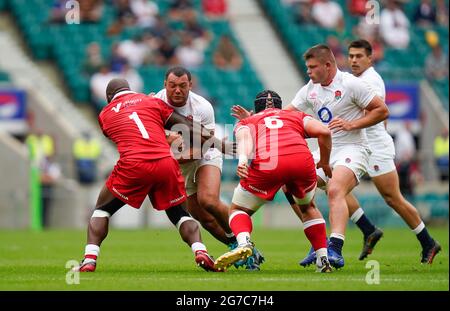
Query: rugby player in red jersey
214 90 333 272
73 78 233 272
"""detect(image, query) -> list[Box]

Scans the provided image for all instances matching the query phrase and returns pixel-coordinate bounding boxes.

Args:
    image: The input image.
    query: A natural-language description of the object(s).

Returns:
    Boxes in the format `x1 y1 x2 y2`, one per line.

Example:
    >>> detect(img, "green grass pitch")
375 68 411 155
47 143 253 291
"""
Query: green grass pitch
0 227 448 291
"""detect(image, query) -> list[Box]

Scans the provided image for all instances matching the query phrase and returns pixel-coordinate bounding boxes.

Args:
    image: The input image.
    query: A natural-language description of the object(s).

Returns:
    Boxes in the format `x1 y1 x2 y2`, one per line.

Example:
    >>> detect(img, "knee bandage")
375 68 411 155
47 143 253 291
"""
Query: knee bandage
91 209 111 218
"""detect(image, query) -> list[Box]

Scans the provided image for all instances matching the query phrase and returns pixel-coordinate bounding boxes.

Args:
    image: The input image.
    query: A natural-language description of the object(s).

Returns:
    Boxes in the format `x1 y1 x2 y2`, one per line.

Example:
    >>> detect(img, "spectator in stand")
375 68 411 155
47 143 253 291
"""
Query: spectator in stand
436 0 449 26
327 35 348 70
154 37 178 66
367 34 385 65
83 42 105 77
281 0 304 6
394 122 417 198
354 15 378 39
353 18 385 65
108 0 137 35
168 0 196 21
90 64 119 112
49 0 68 23
118 34 152 67
120 62 144 93
73 131 101 185
109 42 128 73
175 32 205 69
184 11 212 51
293 1 315 25
380 0 410 49
413 0 437 27
425 43 449 81
26 129 61 228
312 0 345 32
348 0 368 16
130 0 159 29
80 0 103 23
434 128 449 182
191 74 212 103
148 15 173 40
202 0 227 20
213 34 243 70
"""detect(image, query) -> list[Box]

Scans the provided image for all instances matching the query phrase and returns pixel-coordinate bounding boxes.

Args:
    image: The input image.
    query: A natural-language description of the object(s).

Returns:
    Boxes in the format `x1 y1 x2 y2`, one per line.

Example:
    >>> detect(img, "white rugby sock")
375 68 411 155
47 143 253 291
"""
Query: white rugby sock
83 244 100 263
191 242 207 254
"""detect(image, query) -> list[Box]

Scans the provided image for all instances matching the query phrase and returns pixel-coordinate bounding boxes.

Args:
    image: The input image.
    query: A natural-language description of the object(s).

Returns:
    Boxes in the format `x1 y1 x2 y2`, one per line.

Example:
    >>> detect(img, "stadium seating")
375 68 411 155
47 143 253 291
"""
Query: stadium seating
259 0 449 111
0 70 10 83
5 0 264 124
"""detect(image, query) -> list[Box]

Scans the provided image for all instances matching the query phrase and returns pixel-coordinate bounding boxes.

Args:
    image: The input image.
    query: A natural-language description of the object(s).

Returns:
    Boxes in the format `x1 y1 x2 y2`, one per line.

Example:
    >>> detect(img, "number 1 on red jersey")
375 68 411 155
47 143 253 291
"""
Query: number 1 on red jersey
129 112 150 139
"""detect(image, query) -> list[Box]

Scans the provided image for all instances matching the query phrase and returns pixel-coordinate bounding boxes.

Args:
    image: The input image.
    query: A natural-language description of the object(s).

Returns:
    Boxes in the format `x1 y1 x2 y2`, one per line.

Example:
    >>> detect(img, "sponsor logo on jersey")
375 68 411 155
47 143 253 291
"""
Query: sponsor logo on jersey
111 103 122 113
335 90 342 100
248 185 267 195
309 92 317 100
318 107 332 123
345 158 351 163
112 187 129 201
374 165 379 171
170 195 186 204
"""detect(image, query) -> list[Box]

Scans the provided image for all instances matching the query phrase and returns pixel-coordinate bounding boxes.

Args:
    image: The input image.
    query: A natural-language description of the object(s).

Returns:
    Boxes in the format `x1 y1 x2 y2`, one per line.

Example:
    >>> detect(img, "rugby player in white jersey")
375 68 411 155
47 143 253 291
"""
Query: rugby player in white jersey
155 67 264 270
344 40 440 263
284 44 389 268
297 40 441 266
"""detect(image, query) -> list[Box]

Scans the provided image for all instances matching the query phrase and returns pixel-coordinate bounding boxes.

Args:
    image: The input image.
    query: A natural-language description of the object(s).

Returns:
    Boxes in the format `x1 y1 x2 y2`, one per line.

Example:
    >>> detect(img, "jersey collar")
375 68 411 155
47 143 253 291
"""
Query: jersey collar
322 70 342 88
112 90 137 100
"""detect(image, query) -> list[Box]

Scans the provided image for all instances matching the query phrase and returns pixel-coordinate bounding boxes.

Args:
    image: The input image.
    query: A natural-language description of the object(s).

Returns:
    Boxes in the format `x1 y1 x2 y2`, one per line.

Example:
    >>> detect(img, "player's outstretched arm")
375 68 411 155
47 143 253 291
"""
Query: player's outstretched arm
304 117 332 178
328 95 389 132
283 103 299 111
235 127 253 179
231 105 253 121
165 111 236 156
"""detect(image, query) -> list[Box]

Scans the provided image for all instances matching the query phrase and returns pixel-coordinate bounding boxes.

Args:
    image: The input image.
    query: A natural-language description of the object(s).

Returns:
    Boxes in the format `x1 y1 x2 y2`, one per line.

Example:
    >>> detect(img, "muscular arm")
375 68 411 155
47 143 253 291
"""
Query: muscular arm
350 95 389 130
284 103 299 111
235 127 253 179
235 127 253 163
304 118 332 178
329 95 389 132
355 95 389 129
165 111 233 155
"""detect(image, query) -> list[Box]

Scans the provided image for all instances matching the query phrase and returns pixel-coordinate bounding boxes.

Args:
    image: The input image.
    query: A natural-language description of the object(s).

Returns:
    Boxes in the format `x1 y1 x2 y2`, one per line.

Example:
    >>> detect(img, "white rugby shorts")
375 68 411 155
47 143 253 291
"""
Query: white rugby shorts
367 140 396 177
180 148 223 196
313 144 370 186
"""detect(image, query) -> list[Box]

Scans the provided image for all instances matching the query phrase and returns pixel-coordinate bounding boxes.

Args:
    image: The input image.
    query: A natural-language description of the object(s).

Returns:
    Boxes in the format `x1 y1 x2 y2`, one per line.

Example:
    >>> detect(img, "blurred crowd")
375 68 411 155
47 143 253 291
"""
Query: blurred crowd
282 0 449 76
48 0 243 111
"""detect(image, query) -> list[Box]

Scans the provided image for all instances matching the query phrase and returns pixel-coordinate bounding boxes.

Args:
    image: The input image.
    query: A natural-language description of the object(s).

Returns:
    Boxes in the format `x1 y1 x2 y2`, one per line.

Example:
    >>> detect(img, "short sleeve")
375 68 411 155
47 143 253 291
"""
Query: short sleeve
190 92 215 130
155 98 174 123
234 118 249 135
349 77 377 109
97 114 108 138
200 100 215 130
291 85 309 111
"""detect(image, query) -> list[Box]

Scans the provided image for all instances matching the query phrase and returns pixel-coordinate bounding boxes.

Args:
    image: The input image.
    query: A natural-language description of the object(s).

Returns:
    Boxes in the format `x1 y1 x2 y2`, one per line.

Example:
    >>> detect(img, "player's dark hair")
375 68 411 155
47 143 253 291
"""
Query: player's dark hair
165 66 192 81
348 39 373 56
254 90 282 113
303 44 336 64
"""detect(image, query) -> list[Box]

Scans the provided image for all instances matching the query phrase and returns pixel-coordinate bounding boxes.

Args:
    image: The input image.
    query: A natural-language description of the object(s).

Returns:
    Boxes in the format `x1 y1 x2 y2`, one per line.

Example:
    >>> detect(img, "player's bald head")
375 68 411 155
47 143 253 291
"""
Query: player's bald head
106 78 130 103
303 44 336 65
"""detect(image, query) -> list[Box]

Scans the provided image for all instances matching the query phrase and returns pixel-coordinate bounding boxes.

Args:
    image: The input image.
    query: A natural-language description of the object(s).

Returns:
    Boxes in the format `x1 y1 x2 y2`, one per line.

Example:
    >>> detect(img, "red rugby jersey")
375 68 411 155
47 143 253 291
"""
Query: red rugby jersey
98 92 174 161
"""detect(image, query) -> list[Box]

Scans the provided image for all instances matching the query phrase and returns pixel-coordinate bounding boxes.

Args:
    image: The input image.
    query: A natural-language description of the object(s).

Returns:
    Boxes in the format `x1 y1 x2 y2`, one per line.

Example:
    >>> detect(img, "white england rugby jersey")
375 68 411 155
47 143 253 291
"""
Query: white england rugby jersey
291 70 376 147
155 89 215 131
359 67 394 148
